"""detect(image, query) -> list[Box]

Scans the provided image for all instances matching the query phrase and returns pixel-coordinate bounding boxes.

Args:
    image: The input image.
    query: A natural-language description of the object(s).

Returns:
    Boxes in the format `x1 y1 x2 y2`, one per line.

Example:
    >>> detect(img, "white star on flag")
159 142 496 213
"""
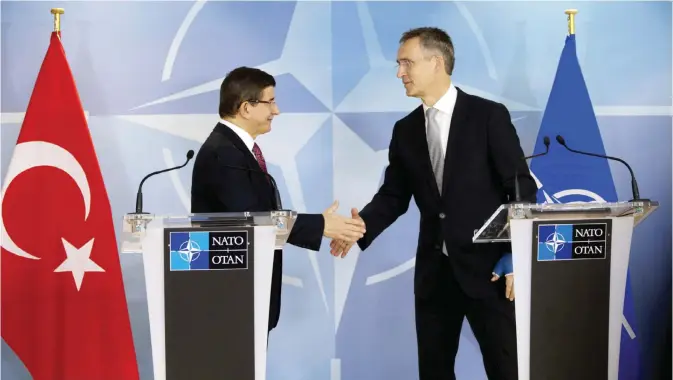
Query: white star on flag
54 238 105 291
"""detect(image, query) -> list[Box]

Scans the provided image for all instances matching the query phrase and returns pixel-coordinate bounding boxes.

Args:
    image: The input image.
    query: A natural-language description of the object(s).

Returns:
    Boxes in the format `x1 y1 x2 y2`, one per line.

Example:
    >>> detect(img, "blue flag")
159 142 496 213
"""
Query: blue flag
529 34 640 379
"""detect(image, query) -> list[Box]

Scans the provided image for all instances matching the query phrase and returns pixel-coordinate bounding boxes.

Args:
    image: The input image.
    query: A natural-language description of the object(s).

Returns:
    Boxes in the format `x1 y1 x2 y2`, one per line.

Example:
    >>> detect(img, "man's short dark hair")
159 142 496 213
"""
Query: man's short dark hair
400 27 455 75
218 67 276 118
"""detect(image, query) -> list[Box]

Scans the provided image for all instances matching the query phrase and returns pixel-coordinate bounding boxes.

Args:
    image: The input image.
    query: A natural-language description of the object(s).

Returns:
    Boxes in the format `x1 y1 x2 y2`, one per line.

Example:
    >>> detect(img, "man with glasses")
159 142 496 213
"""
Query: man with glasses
330 27 536 379
191 66 366 333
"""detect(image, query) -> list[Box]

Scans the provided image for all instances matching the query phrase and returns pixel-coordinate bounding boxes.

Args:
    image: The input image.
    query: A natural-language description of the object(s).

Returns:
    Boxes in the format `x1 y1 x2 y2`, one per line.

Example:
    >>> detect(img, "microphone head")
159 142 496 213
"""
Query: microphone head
543 136 550 147
186 150 195 159
555 135 566 145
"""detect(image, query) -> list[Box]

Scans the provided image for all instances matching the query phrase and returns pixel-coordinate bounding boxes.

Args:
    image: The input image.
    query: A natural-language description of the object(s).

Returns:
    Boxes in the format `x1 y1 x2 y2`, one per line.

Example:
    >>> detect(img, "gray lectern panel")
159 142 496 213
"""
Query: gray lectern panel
530 219 612 380
163 226 255 380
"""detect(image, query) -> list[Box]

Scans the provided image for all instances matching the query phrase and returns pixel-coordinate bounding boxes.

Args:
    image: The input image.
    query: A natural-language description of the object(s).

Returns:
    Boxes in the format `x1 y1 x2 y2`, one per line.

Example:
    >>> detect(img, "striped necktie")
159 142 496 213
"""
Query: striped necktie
252 143 267 173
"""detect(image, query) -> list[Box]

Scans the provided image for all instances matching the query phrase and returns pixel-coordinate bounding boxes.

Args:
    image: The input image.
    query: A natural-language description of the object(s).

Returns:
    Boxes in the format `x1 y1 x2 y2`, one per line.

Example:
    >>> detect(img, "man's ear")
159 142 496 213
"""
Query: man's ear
238 101 250 119
433 55 445 73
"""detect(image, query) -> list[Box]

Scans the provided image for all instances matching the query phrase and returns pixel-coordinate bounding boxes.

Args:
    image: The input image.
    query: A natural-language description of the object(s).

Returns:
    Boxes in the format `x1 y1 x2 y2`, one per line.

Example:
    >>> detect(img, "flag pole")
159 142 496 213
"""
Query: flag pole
565 9 578 35
50 8 64 32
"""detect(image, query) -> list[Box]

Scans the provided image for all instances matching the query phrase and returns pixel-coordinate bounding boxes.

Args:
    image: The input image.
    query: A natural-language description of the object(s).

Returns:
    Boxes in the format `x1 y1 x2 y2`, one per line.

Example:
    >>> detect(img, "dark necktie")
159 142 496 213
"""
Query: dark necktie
252 143 268 173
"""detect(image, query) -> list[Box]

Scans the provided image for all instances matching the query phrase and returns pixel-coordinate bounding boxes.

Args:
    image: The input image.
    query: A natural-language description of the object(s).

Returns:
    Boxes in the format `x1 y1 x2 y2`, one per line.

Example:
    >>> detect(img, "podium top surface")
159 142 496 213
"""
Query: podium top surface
124 210 297 228
120 210 298 253
473 200 658 243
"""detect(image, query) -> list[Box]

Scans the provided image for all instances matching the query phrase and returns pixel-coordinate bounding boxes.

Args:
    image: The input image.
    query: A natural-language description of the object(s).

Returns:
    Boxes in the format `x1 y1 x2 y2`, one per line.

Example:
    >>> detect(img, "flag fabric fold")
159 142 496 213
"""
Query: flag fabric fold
529 33 640 379
1 31 139 380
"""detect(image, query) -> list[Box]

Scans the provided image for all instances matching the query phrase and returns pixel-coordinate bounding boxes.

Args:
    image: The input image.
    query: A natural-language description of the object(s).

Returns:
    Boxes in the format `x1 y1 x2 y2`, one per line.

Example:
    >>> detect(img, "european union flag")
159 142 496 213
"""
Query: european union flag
529 34 641 379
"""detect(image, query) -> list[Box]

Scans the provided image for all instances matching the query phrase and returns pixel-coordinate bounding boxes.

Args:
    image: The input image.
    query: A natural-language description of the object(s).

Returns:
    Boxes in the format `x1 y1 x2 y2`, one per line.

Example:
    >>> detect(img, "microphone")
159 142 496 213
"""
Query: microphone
555 135 646 202
512 136 551 203
216 161 283 210
134 150 195 214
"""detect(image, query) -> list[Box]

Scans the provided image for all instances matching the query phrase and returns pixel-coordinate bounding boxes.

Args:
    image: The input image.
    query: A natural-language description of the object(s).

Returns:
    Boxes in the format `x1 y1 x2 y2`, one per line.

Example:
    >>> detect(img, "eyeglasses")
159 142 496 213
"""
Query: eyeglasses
247 99 276 106
396 55 438 69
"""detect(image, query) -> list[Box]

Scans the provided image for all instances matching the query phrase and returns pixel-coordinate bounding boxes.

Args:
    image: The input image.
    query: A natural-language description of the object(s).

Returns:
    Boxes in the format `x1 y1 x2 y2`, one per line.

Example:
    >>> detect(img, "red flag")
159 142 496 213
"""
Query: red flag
1 32 139 379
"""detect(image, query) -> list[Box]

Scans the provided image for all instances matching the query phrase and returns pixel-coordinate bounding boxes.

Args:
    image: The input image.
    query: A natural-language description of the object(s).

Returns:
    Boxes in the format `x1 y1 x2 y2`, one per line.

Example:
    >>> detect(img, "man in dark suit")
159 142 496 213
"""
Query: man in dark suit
330 27 537 379
191 66 366 333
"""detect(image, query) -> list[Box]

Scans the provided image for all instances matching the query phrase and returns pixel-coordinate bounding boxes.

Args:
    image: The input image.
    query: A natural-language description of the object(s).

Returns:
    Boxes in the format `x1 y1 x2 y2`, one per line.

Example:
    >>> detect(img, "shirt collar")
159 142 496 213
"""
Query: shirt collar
220 118 255 152
422 83 457 115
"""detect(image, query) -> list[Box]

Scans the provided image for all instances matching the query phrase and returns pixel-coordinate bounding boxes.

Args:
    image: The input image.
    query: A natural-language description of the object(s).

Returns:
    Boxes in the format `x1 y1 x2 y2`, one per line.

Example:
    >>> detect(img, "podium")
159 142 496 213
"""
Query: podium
120 210 297 380
473 200 658 380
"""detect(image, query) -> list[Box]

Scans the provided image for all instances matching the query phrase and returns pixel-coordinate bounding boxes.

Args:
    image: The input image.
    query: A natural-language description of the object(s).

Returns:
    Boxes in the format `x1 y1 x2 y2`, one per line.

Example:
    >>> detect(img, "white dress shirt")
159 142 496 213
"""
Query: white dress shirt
220 118 255 154
422 83 458 157
422 84 457 256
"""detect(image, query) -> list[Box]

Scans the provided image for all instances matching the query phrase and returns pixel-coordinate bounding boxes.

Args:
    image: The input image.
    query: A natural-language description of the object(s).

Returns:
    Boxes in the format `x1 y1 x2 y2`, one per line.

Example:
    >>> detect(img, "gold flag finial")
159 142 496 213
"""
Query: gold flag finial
51 8 64 32
565 9 578 35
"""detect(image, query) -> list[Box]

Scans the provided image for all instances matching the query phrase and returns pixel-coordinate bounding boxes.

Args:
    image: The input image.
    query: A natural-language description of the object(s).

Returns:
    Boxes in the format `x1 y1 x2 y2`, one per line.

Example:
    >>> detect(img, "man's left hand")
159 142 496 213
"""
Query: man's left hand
490 253 515 301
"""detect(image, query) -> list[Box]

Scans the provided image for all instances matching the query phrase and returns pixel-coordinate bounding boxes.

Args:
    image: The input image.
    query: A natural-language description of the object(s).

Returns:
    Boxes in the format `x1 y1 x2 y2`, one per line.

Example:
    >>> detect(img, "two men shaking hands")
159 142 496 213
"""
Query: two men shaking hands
191 26 535 380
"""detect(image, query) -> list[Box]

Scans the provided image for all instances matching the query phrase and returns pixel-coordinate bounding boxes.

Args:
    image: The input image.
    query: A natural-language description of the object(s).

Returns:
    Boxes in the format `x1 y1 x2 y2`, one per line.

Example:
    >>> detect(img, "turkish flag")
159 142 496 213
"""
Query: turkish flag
1 32 139 379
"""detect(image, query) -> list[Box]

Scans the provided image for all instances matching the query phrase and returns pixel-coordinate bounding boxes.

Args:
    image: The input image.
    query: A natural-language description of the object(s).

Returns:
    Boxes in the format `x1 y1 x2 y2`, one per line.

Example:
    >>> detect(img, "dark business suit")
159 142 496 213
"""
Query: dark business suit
357 88 536 379
191 122 324 331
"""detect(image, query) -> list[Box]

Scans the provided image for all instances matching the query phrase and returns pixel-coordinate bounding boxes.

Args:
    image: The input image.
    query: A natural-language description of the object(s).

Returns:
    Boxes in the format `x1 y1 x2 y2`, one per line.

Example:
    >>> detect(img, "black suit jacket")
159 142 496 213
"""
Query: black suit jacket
357 88 537 299
191 122 324 330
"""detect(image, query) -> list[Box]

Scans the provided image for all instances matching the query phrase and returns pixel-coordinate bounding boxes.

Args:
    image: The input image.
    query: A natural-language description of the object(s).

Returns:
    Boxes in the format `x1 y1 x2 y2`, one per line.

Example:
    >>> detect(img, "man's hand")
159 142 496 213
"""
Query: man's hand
490 253 515 301
490 274 514 302
322 201 366 243
330 208 362 258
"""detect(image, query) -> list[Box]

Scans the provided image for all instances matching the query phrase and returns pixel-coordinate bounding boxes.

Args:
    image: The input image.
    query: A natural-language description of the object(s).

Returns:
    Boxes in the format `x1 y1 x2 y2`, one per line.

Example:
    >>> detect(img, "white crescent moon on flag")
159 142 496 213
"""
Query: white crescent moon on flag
0 141 91 260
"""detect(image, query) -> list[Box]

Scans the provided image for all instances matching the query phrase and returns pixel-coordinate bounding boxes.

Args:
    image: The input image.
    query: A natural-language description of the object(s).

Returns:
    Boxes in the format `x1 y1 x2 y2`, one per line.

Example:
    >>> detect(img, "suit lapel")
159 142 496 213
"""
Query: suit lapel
214 123 260 169
214 123 275 203
216 122 279 209
409 107 442 200
441 89 469 198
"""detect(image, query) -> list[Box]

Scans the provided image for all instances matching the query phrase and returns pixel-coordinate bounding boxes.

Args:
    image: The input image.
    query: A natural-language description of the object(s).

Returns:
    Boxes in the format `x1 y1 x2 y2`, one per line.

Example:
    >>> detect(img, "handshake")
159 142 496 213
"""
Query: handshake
321 200 365 258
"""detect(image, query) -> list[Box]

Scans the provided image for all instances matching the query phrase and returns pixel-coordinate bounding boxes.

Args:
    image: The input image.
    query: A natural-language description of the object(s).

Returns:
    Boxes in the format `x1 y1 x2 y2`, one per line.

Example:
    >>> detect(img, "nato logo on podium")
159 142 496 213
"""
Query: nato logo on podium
169 230 249 271
537 221 610 261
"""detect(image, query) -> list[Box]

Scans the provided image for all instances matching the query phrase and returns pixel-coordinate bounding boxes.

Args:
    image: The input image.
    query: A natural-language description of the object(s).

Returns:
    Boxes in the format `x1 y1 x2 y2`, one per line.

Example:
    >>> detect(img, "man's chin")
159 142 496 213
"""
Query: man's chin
405 89 420 98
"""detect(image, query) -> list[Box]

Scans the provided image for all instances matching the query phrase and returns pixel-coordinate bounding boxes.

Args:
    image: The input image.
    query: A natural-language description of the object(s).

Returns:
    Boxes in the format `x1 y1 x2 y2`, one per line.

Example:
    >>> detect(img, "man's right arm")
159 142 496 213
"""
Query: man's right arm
356 122 413 251
206 147 365 250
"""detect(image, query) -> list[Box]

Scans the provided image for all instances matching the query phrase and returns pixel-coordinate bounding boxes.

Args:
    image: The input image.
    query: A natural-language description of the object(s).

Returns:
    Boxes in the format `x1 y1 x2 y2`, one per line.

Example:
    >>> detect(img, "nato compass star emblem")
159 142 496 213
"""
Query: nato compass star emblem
178 240 201 263
545 230 566 257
